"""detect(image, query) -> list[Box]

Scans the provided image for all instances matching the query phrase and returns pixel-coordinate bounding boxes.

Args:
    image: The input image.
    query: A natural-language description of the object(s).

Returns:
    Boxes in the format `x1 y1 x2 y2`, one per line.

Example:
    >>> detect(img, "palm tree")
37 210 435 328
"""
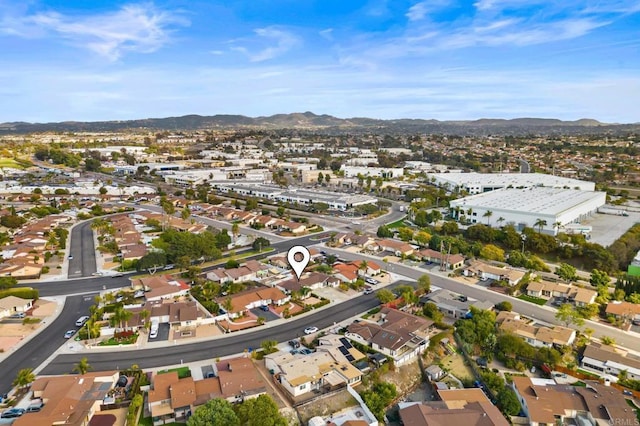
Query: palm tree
358 260 369 276
231 223 240 242
534 218 548 233
223 298 234 318
496 217 505 228
139 309 150 331
73 357 92 375
483 210 493 226
12 368 35 390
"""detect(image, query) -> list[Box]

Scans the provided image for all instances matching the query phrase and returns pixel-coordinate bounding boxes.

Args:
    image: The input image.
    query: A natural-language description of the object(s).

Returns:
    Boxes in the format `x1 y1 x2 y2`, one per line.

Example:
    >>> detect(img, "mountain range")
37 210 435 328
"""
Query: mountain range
1 112 638 136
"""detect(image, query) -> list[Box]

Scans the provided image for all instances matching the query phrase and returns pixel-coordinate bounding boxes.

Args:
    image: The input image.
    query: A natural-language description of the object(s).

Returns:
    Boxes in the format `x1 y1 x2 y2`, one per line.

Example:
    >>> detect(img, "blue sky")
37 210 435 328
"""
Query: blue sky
1 0 639 123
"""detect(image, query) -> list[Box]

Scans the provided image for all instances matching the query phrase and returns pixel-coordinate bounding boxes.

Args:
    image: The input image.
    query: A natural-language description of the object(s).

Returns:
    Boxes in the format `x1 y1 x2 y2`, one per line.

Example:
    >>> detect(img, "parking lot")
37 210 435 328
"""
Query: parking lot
582 210 640 247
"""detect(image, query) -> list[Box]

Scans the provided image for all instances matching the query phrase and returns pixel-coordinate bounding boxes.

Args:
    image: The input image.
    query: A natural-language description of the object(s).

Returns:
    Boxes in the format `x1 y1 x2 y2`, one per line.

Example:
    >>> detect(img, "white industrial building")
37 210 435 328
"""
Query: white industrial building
214 183 378 211
340 165 404 179
449 187 606 235
429 172 595 194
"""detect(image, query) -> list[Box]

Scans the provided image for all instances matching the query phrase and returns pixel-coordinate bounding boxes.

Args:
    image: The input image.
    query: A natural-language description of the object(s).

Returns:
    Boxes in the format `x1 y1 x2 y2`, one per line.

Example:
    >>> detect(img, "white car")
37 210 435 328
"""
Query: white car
304 326 319 335
64 330 76 339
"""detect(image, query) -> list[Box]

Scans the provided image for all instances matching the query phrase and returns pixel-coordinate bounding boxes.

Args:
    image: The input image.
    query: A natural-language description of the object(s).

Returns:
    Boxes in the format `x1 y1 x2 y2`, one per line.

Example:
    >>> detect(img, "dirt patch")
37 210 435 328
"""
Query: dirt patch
441 353 474 382
379 360 423 396
296 389 357 424
32 299 57 317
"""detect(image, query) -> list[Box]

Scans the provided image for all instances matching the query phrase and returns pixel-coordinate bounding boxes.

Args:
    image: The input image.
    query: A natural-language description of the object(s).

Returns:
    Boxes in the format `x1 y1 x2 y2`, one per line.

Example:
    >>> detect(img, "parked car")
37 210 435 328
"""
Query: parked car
26 399 44 412
299 348 313 355
75 316 89 327
1 408 25 418
365 278 378 285
304 326 318 335
10 312 26 319
363 287 373 295
68 255 73 260
288 340 300 349
64 330 76 339
112 273 124 278
259 305 270 312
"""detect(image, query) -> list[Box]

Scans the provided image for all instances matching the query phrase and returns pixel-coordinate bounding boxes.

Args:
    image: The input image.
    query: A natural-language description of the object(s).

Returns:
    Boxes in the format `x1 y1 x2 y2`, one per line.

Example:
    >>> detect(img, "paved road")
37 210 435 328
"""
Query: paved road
67 221 97 278
0 294 97 394
40 291 382 375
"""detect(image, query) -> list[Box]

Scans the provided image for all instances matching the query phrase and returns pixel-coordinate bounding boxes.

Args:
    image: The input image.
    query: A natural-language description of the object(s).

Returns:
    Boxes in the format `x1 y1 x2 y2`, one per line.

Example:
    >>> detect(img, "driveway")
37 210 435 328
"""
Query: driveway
149 323 170 342
249 308 280 322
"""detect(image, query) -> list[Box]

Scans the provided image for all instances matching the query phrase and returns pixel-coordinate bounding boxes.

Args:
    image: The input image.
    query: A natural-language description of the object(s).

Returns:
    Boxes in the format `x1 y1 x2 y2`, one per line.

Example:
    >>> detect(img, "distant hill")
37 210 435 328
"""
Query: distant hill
1 112 638 136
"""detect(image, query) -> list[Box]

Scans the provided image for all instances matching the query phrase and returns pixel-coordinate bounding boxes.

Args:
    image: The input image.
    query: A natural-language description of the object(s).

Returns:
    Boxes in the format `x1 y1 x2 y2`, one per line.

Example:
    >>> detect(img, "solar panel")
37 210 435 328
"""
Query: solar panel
339 337 353 349
338 346 349 356
345 354 355 362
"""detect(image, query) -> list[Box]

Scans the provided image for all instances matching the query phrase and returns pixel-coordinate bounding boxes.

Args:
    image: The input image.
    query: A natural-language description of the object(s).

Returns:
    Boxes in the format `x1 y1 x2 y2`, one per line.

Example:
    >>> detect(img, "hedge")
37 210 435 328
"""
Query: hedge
0 288 39 300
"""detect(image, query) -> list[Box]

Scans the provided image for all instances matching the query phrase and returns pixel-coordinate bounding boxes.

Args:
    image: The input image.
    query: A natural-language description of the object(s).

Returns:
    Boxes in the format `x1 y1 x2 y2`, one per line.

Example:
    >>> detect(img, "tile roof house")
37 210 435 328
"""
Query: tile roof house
511 376 608 426
463 260 526 286
277 272 340 294
333 263 359 283
13 371 120 426
205 260 270 284
0 295 33 319
581 342 640 380
377 239 415 256
216 287 289 319
497 312 576 347
417 248 465 270
605 301 640 320
346 307 433 365
526 281 597 306
130 275 190 301
147 357 266 424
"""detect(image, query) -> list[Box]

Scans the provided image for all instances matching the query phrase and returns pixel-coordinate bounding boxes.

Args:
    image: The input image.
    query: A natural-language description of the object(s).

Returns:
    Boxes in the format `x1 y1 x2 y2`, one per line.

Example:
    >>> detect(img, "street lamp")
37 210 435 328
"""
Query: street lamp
521 234 527 254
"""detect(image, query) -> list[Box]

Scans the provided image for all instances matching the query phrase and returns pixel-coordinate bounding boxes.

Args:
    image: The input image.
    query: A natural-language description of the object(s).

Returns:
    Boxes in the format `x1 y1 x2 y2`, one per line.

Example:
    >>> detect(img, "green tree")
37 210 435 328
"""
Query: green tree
260 339 278 354
479 244 505 262
422 302 443 323
188 398 240 426
555 303 584 327
12 368 35 390
441 221 459 235
417 274 431 294
534 218 548 233
245 197 259 211
276 206 286 217
252 237 270 251
483 210 493 225
235 394 287 426
73 357 92 375
495 301 512 312
376 289 396 304
377 225 393 238
181 207 191 221
496 387 521 416
231 223 240 241
555 263 578 283
590 269 611 287
397 227 414 242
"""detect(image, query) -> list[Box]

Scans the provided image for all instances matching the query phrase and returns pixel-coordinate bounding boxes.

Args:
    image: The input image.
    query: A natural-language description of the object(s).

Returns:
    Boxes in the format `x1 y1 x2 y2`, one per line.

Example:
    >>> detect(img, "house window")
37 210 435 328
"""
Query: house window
299 384 306 390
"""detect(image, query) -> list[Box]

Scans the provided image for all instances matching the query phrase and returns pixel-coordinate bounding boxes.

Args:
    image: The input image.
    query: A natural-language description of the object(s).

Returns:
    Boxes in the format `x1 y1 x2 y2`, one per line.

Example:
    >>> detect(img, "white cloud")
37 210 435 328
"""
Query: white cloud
0 3 189 60
406 1 451 22
233 26 300 62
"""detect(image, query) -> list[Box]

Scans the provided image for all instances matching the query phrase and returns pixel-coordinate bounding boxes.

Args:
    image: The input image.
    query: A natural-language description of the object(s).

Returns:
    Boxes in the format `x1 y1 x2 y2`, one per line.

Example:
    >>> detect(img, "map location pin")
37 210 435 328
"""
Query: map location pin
287 245 310 280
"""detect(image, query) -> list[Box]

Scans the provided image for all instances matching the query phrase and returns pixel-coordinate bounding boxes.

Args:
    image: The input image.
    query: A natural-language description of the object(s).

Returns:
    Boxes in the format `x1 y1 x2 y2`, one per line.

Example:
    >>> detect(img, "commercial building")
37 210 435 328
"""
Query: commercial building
340 165 404 179
429 172 596 194
449 187 606 235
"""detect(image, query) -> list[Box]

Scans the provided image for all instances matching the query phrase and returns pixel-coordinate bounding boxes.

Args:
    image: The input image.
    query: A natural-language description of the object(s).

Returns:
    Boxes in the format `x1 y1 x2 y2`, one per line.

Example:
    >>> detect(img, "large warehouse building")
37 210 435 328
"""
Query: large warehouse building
449 187 606 235
429 172 595 194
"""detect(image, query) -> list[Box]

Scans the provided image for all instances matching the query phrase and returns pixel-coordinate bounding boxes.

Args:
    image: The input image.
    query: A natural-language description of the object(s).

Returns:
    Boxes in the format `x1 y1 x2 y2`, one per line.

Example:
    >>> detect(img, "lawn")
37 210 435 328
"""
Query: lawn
0 158 30 169
386 217 409 229
441 352 474 382
517 294 548 306
157 366 191 379
98 333 138 346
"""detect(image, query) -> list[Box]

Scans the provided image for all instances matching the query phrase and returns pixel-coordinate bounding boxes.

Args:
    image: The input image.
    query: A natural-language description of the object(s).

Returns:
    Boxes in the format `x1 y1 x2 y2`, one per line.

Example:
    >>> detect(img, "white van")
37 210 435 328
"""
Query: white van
75 316 90 327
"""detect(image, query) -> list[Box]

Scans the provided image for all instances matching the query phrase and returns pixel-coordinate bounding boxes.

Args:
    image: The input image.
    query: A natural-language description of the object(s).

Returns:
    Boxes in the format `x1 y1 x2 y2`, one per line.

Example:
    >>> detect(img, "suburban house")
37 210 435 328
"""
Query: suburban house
421 289 494 319
277 272 340 294
417 248 465 270
130 275 190 301
425 365 446 381
464 260 526 286
377 239 414 257
148 357 266 425
511 376 636 426
281 221 306 234
497 311 576 347
333 263 359 284
581 342 640 380
345 307 433 365
13 371 120 426
206 260 270 284
266 350 362 398
605 301 640 323
217 287 289 319
398 388 509 426
525 281 597 306
0 296 32 318
348 260 382 276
